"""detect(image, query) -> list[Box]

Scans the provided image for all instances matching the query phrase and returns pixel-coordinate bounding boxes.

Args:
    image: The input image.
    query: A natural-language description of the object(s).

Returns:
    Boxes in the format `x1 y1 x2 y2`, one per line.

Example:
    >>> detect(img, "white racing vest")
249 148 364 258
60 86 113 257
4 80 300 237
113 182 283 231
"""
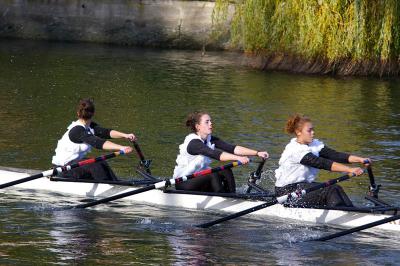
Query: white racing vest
173 133 215 178
275 138 325 187
51 120 95 166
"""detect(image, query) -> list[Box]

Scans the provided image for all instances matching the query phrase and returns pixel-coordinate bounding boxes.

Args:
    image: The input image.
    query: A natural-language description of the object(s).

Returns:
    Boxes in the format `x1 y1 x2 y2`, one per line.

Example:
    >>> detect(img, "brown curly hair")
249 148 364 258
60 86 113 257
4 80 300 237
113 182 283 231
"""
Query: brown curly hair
285 114 311 135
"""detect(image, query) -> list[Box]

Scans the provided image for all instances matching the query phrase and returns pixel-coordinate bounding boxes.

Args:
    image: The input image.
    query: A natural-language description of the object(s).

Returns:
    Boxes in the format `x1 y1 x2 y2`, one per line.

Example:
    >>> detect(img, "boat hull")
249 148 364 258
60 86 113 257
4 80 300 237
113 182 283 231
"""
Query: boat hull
1 168 399 232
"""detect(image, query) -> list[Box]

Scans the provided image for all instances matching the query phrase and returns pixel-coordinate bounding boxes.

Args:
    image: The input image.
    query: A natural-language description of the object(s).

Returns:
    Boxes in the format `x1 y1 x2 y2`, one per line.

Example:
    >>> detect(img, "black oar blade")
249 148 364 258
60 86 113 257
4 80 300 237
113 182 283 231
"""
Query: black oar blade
196 199 278 228
309 214 400 241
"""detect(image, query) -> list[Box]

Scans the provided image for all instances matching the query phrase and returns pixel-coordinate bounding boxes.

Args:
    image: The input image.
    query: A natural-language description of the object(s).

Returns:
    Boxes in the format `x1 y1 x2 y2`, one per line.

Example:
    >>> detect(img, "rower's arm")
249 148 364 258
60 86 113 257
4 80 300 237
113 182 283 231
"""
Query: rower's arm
300 153 332 171
319 146 349 163
233 146 259 156
187 139 222 160
187 139 249 164
91 122 112 139
348 155 371 164
109 130 133 139
301 153 364 175
69 126 106 149
219 152 248 163
102 140 129 151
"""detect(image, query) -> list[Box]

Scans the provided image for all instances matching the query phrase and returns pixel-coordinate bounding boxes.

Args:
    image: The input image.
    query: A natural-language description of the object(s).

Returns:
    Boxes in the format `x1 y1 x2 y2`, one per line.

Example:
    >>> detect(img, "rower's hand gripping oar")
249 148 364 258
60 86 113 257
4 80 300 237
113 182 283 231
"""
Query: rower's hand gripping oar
196 170 366 228
71 161 244 209
0 150 127 190
131 141 152 174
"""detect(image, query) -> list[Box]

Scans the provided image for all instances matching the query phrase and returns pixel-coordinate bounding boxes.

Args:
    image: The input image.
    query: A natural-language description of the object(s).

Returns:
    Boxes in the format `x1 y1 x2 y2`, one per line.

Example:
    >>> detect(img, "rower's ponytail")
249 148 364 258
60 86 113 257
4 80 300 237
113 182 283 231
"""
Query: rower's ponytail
285 114 311 135
186 111 208 133
77 98 95 120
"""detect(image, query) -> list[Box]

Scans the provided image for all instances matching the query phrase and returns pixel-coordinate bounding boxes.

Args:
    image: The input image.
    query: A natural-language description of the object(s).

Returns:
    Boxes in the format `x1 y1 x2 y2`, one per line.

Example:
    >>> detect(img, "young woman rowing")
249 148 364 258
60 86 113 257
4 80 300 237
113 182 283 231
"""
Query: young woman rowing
275 114 370 207
52 98 135 180
173 111 269 193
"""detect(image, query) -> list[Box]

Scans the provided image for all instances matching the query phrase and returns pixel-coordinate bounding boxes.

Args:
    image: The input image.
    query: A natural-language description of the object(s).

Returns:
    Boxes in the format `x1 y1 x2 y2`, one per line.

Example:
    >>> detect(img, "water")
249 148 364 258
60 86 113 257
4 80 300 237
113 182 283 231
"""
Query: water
0 39 399 264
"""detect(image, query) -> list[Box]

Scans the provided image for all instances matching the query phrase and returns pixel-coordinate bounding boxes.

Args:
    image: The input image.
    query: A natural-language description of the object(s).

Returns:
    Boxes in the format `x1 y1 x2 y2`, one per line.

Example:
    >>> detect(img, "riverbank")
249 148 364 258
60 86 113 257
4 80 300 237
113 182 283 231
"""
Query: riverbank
214 0 400 77
0 0 398 76
0 0 230 50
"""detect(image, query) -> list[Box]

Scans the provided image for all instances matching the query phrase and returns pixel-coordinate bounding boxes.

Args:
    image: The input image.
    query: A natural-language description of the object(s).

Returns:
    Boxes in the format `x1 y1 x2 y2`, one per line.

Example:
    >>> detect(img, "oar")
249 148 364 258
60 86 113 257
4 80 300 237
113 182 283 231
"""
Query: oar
366 164 380 198
196 171 364 228
132 141 151 174
246 158 266 193
310 213 400 241
0 150 127 190
71 161 244 209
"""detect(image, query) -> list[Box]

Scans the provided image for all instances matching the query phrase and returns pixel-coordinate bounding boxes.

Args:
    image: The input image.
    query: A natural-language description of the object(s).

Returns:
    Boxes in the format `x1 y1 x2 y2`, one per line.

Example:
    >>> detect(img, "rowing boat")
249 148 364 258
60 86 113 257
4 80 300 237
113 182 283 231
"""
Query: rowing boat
0 165 399 232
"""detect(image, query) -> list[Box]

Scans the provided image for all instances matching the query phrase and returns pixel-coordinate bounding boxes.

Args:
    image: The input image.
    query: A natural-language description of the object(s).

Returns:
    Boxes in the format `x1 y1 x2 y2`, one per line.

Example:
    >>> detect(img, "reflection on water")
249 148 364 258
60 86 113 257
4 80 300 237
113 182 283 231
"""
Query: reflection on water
0 39 399 264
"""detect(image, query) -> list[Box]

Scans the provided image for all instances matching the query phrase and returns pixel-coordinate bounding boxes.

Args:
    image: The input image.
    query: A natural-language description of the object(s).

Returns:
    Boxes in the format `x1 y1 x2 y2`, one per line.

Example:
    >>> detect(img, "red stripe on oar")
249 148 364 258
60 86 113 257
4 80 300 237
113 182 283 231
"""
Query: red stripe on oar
78 158 96 166
193 168 212 177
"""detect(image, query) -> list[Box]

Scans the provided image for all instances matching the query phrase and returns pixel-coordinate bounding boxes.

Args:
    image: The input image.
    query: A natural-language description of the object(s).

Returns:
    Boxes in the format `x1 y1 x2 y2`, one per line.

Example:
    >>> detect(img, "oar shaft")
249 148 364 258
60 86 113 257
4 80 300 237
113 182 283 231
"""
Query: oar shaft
367 166 376 187
287 172 356 201
74 185 156 209
197 171 361 228
72 161 242 209
72 151 123 167
198 199 278 228
0 172 49 189
168 161 241 187
255 158 266 177
132 141 145 162
312 214 400 241
0 150 125 190
132 141 151 174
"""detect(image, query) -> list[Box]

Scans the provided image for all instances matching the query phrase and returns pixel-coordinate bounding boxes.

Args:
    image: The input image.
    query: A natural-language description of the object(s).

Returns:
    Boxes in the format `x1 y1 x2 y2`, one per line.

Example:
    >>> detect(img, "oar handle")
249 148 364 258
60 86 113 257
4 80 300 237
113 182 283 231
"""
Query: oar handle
0 150 125 190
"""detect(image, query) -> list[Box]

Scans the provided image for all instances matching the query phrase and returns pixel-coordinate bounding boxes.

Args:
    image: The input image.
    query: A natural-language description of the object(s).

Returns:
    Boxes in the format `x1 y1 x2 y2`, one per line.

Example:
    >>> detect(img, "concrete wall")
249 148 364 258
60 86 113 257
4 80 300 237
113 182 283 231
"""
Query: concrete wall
0 0 229 49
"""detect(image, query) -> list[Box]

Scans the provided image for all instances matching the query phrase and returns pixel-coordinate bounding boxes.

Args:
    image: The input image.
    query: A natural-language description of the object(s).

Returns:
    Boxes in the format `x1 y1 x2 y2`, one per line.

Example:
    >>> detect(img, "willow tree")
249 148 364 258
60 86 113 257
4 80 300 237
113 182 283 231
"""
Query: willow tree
213 0 400 76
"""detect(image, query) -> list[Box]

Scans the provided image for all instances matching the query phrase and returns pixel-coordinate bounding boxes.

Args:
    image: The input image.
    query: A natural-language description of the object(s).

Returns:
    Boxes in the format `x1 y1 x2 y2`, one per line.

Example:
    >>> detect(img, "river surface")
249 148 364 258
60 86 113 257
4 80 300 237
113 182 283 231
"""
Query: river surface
0 39 399 265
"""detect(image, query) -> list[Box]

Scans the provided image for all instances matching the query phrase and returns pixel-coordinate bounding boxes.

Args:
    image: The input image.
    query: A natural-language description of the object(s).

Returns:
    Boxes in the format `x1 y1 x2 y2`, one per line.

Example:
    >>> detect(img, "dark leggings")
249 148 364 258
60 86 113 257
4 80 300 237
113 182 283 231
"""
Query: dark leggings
175 169 236 193
55 159 118 181
275 182 353 208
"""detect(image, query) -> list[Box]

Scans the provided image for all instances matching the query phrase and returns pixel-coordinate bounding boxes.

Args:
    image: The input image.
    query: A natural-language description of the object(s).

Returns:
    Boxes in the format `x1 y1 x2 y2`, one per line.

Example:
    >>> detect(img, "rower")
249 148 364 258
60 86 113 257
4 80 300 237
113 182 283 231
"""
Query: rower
275 114 370 207
51 98 134 180
173 111 269 193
